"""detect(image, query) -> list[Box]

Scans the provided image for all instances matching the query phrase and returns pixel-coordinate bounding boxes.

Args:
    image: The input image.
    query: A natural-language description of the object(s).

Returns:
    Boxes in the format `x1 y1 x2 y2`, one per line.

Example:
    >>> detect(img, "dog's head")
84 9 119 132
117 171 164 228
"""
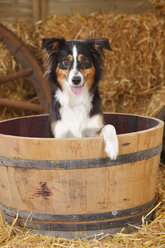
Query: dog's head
42 38 111 95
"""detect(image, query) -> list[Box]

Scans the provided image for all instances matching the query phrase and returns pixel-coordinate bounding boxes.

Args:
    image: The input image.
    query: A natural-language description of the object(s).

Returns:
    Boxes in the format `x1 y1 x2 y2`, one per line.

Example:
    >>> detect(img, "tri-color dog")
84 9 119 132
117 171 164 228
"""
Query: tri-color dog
42 38 118 160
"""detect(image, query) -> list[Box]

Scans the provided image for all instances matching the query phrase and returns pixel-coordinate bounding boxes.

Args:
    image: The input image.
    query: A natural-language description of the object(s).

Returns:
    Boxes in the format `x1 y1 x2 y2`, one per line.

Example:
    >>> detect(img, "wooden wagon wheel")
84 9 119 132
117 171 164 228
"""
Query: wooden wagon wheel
0 24 50 113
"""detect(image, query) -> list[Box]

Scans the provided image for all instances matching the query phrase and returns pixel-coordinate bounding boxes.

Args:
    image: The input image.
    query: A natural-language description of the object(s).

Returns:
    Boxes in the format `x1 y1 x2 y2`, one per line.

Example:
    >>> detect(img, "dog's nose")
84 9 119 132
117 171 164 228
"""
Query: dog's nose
72 76 81 85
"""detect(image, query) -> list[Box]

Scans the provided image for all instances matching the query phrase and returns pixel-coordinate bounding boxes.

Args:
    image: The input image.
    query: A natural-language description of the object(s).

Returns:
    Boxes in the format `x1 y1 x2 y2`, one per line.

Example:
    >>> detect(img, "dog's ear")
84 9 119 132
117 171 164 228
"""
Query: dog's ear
85 38 112 52
41 38 66 54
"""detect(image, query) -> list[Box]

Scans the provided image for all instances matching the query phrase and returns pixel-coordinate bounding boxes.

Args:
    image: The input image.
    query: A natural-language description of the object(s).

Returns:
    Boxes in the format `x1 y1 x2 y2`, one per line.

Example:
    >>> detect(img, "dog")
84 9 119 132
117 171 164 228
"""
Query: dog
42 37 118 160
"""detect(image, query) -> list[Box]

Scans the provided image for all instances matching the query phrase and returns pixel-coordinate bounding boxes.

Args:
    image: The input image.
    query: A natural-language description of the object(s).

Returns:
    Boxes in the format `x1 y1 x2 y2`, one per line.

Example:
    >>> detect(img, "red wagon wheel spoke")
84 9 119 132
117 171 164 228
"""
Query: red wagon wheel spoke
0 24 50 113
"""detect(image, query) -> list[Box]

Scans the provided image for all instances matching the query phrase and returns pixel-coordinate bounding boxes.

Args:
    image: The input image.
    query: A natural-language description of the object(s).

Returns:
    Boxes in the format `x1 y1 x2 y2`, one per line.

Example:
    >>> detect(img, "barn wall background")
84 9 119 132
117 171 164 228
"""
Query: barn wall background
0 0 153 22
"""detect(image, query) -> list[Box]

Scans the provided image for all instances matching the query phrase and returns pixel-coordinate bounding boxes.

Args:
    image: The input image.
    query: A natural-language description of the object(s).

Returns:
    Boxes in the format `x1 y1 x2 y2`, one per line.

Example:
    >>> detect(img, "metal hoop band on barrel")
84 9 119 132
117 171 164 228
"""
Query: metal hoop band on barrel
0 199 154 231
0 144 162 170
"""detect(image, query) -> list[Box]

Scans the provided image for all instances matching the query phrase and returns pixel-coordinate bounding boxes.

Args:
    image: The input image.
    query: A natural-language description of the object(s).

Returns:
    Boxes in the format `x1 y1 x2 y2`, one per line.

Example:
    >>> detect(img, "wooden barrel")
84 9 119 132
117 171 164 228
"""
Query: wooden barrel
0 113 164 238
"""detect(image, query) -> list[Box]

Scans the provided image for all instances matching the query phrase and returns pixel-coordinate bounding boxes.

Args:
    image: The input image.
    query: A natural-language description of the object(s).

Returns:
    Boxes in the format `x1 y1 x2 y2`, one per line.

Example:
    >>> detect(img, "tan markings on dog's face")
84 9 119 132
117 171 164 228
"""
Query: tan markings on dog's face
56 55 73 88
68 55 73 61
80 66 95 90
78 54 83 61
78 54 91 68
56 65 70 89
77 54 95 90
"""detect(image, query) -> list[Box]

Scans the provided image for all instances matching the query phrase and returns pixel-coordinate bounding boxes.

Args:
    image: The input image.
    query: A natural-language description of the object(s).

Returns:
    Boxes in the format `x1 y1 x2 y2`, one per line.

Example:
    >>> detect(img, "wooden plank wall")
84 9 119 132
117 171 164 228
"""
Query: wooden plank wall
0 0 153 22
48 0 152 15
0 0 41 21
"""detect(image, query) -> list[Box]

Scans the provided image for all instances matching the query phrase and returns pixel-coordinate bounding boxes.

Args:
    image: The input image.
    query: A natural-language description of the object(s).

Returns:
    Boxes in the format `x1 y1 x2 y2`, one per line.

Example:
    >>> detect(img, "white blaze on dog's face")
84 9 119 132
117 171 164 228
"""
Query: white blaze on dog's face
56 41 96 95
67 46 84 95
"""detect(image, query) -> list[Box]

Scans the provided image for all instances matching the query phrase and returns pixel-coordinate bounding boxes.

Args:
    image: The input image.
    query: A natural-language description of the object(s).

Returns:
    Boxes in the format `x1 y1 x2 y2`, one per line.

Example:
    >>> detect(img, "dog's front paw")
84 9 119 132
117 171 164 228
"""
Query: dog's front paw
100 124 119 160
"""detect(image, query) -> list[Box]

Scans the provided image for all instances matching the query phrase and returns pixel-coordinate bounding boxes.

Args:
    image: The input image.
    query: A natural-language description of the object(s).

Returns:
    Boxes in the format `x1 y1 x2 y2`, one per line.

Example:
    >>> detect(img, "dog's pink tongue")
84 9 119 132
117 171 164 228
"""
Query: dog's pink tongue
70 86 82 95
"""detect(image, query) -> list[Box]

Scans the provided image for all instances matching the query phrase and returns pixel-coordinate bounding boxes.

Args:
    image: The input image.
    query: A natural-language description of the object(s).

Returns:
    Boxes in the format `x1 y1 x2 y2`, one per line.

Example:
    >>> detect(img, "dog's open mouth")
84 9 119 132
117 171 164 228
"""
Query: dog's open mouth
70 86 83 95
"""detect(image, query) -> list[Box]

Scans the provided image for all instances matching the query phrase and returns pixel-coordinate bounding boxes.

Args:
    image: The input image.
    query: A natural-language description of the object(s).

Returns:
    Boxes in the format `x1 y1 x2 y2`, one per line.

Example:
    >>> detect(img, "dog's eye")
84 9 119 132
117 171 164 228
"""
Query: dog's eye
80 57 89 68
63 59 71 68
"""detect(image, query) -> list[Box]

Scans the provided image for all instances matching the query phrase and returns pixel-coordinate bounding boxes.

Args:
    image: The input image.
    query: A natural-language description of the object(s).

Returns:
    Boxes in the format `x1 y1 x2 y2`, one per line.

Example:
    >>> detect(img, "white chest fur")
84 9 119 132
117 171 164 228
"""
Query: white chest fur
54 87 95 138
52 86 118 160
